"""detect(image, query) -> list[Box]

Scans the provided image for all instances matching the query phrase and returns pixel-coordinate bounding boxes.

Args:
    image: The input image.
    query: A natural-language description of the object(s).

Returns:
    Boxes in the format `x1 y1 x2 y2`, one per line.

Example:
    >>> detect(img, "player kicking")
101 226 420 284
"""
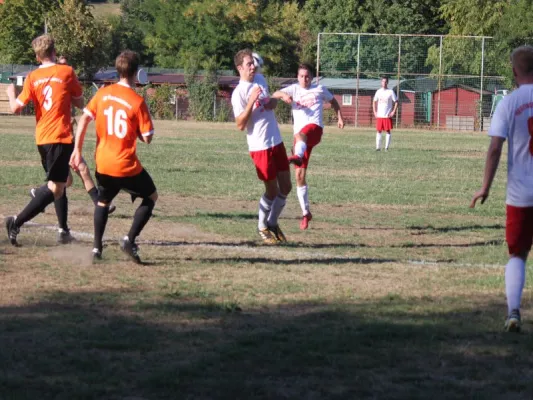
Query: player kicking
471 45 533 332
5 34 83 246
231 49 292 244
272 63 344 230
70 50 157 263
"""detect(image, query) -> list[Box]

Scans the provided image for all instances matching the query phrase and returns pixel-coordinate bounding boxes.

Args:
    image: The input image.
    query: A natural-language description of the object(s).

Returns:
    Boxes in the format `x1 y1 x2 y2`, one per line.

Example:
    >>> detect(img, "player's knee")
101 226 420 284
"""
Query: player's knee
280 180 292 196
48 181 66 199
149 191 158 203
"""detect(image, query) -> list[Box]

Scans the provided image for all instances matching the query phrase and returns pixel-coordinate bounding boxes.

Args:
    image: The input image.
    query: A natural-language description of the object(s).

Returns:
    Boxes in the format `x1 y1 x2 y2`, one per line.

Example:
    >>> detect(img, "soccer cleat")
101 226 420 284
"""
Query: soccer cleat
376 148 381 151
57 228 75 244
119 236 142 264
300 212 313 230
5 216 20 246
268 225 287 243
108 204 117 215
258 228 278 245
92 248 102 262
504 309 521 333
288 155 303 167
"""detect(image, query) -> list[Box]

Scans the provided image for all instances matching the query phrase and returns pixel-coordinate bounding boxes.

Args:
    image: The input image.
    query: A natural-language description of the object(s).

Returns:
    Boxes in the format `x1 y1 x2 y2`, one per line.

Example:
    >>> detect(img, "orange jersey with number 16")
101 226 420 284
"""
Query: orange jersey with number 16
83 82 154 177
16 63 83 145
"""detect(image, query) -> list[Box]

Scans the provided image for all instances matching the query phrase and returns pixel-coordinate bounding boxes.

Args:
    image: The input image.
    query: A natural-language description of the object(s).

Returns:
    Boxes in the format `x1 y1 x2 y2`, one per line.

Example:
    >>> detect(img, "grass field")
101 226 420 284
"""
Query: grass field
0 116 532 399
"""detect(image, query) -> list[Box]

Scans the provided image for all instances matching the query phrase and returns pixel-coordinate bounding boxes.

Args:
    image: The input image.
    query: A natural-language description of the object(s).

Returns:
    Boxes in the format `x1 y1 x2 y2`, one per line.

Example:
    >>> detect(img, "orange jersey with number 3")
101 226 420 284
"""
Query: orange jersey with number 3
84 82 154 177
17 64 83 145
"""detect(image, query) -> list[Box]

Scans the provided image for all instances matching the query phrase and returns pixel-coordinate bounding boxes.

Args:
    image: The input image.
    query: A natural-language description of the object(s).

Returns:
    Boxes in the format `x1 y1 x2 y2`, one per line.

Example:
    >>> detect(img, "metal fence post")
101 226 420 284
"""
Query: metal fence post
355 33 360 128
437 35 443 129
396 35 401 128
480 37 485 132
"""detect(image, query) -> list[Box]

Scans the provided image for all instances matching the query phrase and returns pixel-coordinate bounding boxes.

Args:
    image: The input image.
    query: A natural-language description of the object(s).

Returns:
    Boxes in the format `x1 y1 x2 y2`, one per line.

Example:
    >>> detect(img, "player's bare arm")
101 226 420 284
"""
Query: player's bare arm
70 113 92 171
271 91 292 104
235 86 262 131
329 98 345 129
389 100 399 118
373 100 378 118
470 136 505 208
6 84 23 114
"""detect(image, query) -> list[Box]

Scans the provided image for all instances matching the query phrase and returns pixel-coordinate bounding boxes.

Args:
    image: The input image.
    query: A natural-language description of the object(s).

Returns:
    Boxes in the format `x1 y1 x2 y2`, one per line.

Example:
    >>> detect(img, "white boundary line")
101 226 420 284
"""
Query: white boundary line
5 220 503 269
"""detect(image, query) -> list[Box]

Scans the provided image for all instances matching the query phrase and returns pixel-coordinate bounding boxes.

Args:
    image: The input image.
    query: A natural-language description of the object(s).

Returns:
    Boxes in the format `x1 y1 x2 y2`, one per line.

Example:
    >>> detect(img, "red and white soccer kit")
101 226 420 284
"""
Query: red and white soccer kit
280 83 334 168
373 87 397 131
231 74 289 181
490 84 533 254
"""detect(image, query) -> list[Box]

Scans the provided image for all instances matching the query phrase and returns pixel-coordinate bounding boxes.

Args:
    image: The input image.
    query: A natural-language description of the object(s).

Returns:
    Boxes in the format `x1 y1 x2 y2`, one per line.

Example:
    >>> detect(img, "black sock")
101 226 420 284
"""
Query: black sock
93 205 109 252
16 185 55 227
128 198 154 242
88 187 98 205
54 189 69 231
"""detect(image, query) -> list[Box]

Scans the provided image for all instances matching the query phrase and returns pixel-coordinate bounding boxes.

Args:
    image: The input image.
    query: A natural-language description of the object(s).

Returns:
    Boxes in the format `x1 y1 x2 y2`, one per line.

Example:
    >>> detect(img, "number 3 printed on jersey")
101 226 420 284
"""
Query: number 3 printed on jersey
103 106 128 138
43 85 53 111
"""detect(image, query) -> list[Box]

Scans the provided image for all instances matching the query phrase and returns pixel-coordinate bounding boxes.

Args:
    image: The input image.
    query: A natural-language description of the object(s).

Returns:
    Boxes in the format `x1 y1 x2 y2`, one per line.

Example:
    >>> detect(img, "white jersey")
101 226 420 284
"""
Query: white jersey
281 83 334 134
489 84 533 207
373 88 397 118
231 74 282 152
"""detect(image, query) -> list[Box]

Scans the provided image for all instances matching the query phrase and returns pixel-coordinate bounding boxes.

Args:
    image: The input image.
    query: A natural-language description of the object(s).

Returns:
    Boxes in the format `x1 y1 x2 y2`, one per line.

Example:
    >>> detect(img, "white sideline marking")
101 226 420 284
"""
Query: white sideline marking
4 219 502 268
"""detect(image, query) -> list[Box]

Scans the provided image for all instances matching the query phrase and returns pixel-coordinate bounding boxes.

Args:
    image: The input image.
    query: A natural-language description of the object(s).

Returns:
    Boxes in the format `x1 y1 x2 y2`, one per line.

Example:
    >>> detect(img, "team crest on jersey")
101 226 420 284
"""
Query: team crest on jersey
295 92 318 109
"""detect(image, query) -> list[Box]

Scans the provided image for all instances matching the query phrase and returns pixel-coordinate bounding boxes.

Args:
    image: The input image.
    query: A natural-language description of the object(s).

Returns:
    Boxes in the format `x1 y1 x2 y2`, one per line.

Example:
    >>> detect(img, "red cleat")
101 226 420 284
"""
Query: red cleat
288 155 303 167
300 212 312 230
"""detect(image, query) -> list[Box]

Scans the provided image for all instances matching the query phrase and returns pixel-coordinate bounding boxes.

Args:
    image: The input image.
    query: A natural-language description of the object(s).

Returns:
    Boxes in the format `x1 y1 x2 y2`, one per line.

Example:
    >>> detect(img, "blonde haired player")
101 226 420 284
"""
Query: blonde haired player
5 34 83 245
272 63 344 230
471 45 533 332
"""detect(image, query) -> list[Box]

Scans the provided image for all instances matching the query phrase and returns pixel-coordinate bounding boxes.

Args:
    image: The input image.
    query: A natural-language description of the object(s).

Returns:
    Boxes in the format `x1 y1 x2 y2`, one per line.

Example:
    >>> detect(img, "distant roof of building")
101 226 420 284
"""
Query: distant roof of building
317 77 402 91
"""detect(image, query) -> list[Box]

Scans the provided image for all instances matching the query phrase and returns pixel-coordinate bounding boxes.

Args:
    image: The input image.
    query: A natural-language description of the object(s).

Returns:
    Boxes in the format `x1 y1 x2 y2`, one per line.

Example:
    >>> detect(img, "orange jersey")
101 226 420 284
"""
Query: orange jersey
17 63 83 145
84 82 154 177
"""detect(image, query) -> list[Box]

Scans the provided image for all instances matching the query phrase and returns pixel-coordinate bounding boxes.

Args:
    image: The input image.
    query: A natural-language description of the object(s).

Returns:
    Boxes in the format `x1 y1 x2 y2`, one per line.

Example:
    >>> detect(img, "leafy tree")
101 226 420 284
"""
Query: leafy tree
47 0 112 79
0 0 59 64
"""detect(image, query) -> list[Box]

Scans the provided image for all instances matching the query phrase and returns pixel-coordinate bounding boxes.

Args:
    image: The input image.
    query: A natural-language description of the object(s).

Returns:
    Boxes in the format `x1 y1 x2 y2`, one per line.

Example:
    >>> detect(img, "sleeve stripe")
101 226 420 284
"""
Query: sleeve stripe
141 130 154 137
83 108 95 120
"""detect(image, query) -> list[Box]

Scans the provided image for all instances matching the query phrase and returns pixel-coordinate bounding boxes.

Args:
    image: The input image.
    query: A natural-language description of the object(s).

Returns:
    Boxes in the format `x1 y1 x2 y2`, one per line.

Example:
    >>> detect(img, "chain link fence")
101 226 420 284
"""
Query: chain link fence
317 33 511 131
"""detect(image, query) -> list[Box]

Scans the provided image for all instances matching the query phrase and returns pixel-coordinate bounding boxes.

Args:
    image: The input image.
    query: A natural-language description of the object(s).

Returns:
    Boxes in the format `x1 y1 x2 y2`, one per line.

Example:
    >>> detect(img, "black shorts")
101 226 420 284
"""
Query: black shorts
95 169 156 204
38 143 74 183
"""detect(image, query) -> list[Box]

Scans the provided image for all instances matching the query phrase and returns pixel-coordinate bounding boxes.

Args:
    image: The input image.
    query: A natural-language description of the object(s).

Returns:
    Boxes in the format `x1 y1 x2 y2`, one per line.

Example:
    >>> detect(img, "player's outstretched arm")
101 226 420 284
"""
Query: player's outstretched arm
271 90 292 104
470 136 505 208
70 113 91 171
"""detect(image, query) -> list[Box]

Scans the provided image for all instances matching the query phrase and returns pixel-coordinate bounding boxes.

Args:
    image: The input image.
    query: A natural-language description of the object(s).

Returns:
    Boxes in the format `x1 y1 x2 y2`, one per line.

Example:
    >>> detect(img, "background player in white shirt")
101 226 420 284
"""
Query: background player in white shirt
373 76 398 151
231 49 292 244
272 64 344 230
471 45 533 332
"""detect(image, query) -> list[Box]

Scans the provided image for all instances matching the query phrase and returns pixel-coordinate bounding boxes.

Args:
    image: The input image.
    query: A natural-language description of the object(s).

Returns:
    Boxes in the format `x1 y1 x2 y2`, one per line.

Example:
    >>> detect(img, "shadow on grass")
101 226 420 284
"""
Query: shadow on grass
198 256 398 265
394 239 504 248
408 224 505 233
1 291 532 399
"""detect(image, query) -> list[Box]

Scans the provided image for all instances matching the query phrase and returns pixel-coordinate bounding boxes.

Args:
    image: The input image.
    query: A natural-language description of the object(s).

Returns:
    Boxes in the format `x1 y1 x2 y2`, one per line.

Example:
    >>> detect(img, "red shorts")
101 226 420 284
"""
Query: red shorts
506 205 533 255
294 124 323 169
249 142 290 181
376 117 393 132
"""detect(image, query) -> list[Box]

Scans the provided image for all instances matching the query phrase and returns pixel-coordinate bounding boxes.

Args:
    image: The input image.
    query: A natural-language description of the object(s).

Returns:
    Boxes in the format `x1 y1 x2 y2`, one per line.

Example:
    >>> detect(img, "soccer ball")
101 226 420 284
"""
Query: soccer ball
252 52 264 69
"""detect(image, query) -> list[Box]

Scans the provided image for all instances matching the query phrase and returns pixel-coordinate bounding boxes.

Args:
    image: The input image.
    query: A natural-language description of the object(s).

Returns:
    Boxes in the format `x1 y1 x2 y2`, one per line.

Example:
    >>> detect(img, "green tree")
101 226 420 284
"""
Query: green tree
0 0 59 64
47 0 112 79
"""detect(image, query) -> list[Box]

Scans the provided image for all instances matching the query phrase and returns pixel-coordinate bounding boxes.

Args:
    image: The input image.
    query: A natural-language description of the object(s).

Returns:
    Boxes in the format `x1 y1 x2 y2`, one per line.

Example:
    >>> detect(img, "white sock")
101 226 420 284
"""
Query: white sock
505 256 526 314
267 194 287 227
385 133 391 149
258 195 273 230
296 185 309 215
376 132 382 149
294 140 307 158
